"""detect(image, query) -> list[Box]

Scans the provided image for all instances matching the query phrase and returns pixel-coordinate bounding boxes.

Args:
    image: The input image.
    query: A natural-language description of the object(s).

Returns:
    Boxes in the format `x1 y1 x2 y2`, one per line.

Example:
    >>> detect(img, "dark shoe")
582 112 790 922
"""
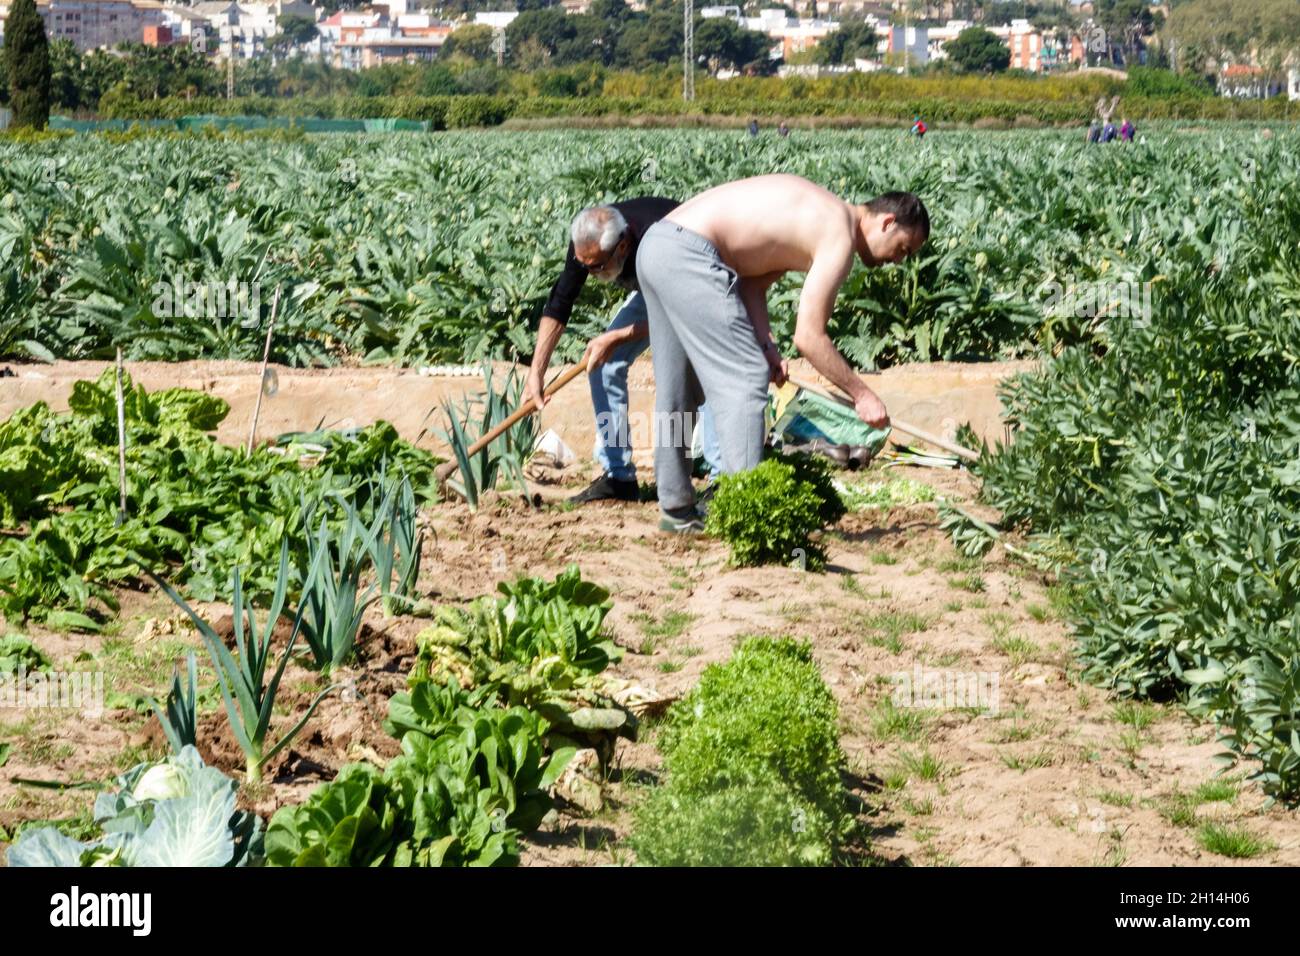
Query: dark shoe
569 473 639 504
847 445 875 470
697 479 720 508
659 506 706 534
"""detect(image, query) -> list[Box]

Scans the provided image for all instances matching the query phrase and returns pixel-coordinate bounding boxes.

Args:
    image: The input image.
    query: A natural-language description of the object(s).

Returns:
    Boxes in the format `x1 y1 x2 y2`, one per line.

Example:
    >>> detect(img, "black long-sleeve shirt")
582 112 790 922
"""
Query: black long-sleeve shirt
542 196 679 326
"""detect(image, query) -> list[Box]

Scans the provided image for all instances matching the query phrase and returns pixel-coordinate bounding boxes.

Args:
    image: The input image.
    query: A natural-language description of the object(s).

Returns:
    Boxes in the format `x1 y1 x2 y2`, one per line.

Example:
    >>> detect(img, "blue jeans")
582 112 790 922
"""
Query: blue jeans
591 292 722 482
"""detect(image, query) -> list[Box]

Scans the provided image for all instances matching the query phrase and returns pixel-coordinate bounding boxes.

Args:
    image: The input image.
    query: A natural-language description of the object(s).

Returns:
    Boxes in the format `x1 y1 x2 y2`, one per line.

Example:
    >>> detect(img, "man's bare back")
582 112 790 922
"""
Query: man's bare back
665 174 856 279
659 173 928 429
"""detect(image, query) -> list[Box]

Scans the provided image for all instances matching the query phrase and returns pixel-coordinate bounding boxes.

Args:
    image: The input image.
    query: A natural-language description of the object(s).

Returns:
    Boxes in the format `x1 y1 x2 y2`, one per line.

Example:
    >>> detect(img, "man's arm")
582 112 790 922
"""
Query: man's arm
738 273 788 385
790 246 890 429
527 315 566 410
527 243 588 409
583 320 647 371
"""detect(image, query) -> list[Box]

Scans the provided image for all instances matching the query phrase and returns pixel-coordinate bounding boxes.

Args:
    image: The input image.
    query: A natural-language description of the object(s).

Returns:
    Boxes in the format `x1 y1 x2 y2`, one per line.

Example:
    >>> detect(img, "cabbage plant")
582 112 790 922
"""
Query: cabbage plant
6 747 262 867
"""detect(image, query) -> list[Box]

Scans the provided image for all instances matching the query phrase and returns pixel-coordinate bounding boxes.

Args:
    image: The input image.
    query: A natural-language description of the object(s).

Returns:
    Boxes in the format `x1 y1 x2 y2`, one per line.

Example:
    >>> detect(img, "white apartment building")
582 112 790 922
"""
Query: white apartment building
700 7 845 60
0 0 164 51
167 0 316 59
472 10 517 30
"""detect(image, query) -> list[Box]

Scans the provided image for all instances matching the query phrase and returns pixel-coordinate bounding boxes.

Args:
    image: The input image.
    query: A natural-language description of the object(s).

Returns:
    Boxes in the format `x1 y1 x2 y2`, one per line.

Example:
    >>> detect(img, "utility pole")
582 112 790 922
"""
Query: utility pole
224 23 237 99
492 27 506 67
683 0 695 101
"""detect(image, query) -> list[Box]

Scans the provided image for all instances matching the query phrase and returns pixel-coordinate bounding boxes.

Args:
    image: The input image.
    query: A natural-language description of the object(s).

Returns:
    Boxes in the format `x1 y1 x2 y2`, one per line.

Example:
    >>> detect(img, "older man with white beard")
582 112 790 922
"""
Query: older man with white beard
527 199 721 506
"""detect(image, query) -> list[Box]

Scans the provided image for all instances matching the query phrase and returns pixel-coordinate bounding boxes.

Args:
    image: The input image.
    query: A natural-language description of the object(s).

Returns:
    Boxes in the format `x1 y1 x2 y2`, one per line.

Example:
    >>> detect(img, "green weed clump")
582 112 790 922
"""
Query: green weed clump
631 637 855 866
705 455 843 569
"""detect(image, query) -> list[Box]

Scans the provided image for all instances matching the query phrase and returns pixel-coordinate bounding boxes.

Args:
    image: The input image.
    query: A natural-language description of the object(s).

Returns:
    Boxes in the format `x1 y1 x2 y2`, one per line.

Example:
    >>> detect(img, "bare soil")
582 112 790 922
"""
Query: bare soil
3 462 1297 867
1 358 1295 866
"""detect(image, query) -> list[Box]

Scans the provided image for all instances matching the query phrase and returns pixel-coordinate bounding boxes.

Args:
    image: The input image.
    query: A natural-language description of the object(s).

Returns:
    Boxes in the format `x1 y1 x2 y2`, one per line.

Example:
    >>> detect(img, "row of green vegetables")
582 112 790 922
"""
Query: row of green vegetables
3 127 1292 369
0 369 437 629
5 561 624 867
7 558 861 867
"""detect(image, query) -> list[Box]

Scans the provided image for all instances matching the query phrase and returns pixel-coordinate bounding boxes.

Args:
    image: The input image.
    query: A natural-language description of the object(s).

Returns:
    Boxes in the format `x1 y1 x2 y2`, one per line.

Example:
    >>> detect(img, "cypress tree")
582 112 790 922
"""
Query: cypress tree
5 0 52 129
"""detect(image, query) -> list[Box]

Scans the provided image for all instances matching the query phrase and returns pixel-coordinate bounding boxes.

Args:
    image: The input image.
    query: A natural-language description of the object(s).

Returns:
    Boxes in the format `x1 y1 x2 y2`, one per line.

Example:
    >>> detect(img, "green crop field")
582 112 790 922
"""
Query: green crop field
2 125 1292 368
1 124 1297 872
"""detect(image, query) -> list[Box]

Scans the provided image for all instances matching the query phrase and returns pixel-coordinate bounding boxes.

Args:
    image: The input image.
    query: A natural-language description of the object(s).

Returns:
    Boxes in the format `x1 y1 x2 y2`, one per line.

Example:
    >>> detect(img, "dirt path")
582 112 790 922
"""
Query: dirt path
3 463 1295 867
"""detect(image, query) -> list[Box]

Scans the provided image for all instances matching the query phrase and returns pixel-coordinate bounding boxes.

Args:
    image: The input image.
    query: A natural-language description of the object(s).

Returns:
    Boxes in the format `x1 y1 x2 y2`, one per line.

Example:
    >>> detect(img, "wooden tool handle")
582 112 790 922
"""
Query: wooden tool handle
435 362 589 480
786 376 980 463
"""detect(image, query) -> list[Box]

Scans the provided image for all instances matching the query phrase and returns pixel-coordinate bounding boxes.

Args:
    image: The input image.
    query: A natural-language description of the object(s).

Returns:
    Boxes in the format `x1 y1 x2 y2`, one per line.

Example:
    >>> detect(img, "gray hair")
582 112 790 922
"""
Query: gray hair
570 205 627 254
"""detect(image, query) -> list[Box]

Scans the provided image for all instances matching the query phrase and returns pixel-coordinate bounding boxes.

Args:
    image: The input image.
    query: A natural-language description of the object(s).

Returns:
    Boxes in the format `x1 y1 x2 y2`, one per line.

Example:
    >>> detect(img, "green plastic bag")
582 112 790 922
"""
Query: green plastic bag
772 384 890 455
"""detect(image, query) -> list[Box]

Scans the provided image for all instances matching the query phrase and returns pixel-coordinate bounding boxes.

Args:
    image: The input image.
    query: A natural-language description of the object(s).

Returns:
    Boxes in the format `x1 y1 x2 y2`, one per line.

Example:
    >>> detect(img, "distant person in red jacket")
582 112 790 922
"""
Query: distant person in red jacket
911 115 928 138
1120 118 1135 142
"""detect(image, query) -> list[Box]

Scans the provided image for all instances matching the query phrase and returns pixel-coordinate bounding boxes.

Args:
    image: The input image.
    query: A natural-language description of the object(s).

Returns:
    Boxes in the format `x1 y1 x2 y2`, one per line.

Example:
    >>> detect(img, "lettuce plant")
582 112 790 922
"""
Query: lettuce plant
704 458 840 569
632 637 856 866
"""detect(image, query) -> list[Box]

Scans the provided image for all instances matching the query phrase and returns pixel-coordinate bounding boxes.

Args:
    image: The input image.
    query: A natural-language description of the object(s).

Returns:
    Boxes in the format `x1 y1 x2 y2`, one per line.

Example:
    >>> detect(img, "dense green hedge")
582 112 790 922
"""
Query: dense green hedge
96 92 1297 127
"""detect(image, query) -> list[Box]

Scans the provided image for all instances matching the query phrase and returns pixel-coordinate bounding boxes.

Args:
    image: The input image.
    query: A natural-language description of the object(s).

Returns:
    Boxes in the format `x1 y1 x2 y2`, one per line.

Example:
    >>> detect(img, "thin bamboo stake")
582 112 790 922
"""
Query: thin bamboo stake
247 286 282 455
114 347 128 524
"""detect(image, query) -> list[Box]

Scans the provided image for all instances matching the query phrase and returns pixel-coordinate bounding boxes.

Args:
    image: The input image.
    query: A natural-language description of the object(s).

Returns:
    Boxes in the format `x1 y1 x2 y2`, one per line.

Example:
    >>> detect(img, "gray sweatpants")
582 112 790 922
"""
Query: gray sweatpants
636 221 770 515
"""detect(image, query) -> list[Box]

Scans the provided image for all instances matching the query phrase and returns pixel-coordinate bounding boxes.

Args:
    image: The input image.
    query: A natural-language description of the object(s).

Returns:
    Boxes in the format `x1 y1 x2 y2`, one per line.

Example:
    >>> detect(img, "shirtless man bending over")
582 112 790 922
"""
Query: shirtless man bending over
635 173 929 531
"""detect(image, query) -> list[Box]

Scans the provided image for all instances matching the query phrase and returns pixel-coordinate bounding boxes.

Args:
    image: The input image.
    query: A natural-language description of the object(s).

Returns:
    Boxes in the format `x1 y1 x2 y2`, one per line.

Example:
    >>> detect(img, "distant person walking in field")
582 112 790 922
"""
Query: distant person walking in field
1103 120 1118 143
778 120 790 138
747 118 760 137
911 115 928 138
527 200 722 505
1120 117 1135 142
636 176 929 531
1087 119 1102 144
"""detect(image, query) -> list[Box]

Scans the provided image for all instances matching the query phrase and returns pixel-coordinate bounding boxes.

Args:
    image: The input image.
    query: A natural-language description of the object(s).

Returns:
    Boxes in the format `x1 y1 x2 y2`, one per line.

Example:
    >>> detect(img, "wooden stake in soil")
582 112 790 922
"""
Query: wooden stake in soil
114 346 128 525
247 286 282 455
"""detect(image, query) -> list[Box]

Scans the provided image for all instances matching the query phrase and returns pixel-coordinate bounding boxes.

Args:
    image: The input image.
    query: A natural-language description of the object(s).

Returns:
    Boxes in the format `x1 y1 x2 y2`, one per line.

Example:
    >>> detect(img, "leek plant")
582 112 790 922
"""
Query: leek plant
144 542 336 784
437 364 536 510
150 651 199 755
298 508 381 673
363 473 425 616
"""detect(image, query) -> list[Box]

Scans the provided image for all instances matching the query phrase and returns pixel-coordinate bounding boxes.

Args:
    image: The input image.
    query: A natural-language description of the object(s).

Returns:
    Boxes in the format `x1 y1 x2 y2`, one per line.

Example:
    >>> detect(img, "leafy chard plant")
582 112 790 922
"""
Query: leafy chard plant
143 542 335 784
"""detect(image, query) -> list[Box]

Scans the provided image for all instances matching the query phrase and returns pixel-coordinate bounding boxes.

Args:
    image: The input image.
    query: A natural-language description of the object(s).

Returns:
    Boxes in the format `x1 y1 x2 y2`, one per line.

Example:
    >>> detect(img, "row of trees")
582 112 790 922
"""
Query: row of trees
447 1 778 75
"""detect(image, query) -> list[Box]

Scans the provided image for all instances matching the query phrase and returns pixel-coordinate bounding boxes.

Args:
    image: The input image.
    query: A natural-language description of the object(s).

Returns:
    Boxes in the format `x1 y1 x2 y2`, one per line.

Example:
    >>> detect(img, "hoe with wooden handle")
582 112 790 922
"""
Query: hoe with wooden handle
435 360 590 492
786 376 980 463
